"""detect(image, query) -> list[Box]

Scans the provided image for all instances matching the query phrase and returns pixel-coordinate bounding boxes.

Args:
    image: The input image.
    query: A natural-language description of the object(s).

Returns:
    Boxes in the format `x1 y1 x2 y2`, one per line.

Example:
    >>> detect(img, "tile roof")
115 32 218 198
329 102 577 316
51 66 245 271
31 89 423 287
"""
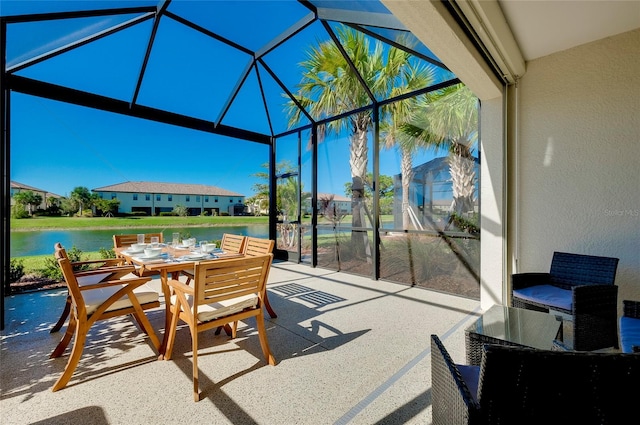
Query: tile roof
93 181 244 197
11 181 63 198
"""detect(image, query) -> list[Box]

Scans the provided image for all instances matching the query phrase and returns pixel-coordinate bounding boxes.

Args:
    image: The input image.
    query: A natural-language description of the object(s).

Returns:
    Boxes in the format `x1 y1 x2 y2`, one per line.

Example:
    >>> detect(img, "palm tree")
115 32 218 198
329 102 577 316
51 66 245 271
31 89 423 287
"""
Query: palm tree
402 84 479 227
379 45 437 230
287 25 433 256
13 190 42 216
70 186 92 216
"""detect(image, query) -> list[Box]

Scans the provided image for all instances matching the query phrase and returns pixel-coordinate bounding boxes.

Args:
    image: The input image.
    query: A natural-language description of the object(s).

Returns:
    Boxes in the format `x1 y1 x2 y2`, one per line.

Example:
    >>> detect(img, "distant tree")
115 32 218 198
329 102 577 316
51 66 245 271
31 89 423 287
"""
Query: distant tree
13 190 42 216
344 173 394 199
46 197 61 215
344 173 394 218
70 186 92 216
93 197 120 217
60 197 77 216
251 160 299 215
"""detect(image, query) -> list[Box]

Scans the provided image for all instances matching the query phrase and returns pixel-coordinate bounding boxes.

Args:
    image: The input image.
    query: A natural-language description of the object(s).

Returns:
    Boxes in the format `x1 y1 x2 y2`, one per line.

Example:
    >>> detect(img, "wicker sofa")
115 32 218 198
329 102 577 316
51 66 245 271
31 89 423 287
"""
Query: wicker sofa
430 334 639 425
510 251 619 351
620 300 640 353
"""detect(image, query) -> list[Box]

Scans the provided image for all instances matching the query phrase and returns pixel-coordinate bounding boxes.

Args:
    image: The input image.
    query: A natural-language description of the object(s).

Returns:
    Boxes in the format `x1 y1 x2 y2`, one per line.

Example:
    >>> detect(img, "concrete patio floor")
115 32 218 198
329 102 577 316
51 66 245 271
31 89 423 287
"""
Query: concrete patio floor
1 260 480 425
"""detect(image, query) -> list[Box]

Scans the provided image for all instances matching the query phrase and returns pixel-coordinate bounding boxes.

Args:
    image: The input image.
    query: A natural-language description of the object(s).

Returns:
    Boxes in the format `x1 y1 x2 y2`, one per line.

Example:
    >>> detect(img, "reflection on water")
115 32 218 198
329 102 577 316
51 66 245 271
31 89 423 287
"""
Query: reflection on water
10 225 269 257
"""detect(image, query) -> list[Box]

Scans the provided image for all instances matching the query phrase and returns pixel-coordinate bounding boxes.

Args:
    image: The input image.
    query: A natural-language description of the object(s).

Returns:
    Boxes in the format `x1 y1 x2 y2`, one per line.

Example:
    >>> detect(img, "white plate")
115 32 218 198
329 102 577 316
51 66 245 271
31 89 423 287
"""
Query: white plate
183 253 209 260
136 253 163 259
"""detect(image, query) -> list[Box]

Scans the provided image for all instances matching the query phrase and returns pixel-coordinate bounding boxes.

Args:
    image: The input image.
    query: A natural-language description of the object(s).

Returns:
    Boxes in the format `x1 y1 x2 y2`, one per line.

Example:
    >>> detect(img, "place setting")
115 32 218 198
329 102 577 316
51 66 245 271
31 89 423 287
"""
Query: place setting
177 240 219 261
133 246 168 264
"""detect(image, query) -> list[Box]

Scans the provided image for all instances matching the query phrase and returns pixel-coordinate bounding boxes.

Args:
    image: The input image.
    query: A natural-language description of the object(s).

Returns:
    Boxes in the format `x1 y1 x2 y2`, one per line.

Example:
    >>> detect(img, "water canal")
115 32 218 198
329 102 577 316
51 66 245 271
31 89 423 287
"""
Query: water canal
10 225 269 257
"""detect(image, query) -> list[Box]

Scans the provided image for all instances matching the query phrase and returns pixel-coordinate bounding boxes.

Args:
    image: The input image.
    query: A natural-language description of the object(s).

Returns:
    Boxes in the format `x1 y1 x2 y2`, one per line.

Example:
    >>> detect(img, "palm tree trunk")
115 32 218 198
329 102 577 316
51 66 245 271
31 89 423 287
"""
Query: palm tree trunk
447 144 476 224
400 146 414 230
350 121 369 258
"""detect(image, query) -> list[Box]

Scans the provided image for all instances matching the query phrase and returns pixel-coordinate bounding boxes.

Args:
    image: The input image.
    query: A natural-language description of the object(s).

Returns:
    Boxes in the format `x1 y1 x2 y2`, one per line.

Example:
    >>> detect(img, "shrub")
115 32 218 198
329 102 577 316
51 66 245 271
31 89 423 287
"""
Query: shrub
41 246 86 281
9 259 25 282
173 204 188 217
99 247 116 259
11 206 30 219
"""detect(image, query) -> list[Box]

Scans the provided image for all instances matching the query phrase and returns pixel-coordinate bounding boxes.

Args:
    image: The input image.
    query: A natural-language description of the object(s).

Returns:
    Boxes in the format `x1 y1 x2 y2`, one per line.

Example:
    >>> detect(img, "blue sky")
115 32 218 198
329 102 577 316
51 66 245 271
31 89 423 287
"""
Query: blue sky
6 1 448 199
10 92 272 197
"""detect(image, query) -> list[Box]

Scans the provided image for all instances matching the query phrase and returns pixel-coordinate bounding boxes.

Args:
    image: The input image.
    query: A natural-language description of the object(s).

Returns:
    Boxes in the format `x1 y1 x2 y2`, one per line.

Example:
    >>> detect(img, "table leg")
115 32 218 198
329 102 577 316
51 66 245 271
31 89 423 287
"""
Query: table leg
157 269 173 360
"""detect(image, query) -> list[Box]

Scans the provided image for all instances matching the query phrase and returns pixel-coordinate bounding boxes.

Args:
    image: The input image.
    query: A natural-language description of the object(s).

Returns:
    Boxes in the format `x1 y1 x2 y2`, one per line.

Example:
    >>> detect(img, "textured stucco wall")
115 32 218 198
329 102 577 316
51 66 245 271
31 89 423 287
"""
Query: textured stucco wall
513 29 640 308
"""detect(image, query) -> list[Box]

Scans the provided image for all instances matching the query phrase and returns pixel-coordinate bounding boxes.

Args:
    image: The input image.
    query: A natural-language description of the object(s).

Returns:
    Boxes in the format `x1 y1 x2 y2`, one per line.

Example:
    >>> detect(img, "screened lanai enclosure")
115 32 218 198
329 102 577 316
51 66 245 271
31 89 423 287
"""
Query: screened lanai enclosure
1 1 481 313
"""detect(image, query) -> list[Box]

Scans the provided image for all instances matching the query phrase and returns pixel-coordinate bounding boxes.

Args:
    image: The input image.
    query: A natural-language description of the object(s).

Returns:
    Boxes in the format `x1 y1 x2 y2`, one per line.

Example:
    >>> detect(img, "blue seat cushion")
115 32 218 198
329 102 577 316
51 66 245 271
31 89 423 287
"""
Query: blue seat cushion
512 284 572 311
620 316 640 354
457 364 480 403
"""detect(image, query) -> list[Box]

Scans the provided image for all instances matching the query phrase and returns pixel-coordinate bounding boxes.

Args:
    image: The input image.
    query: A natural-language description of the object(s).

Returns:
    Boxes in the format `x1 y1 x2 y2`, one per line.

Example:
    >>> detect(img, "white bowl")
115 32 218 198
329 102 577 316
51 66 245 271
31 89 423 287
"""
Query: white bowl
144 247 162 257
201 243 216 253
131 243 147 250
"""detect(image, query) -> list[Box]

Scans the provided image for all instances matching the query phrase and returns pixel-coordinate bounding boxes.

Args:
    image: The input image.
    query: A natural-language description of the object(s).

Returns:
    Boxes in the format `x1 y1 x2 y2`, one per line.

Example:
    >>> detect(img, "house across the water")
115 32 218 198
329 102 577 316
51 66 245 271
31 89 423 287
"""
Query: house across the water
93 181 246 216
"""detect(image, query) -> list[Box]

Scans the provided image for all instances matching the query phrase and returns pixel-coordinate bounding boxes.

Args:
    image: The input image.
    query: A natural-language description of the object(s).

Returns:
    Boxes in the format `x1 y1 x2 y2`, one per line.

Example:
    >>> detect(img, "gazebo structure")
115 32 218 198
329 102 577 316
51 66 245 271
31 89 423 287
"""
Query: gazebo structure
1 0 480 322
3 1 638 330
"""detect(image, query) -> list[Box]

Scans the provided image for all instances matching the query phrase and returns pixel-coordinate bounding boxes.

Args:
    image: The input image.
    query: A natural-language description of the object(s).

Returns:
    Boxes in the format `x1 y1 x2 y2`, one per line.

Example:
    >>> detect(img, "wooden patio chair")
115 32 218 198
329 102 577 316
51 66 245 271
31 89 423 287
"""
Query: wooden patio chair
164 254 276 401
113 233 163 277
112 232 164 248
182 233 247 284
220 233 247 254
243 237 277 318
50 242 136 333
212 236 278 336
50 256 160 392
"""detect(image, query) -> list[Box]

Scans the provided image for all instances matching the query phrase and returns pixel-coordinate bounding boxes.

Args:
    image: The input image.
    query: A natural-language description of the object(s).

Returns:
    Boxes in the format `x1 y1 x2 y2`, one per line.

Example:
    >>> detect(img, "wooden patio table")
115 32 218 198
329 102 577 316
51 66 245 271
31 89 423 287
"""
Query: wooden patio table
115 245 243 359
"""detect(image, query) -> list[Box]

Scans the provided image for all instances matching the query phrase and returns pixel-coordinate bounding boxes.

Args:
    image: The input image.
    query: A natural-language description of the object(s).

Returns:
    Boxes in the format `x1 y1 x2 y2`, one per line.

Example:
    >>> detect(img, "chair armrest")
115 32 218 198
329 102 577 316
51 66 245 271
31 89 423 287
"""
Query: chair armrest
572 284 618 314
572 285 619 351
623 300 640 319
430 335 479 424
167 279 195 296
71 258 126 268
73 264 136 277
79 276 152 291
511 272 551 290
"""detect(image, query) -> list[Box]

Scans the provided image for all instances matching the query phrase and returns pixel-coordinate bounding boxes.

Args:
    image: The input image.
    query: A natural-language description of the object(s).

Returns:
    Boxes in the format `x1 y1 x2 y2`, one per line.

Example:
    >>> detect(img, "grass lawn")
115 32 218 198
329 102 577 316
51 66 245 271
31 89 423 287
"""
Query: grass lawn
10 215 269 231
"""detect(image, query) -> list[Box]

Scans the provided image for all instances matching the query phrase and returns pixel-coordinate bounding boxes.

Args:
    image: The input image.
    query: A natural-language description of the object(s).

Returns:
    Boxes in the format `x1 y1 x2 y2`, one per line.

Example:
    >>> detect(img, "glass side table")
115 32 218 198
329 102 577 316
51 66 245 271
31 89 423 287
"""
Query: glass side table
465 304 563 365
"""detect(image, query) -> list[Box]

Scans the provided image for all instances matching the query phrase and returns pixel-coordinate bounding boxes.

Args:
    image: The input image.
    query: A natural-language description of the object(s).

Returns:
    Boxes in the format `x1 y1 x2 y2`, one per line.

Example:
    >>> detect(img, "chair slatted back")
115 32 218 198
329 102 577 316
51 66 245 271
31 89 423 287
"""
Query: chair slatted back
243 237 275 257
113 233 163 248
220 233 247 254
57 257 90 316
194 254 272 311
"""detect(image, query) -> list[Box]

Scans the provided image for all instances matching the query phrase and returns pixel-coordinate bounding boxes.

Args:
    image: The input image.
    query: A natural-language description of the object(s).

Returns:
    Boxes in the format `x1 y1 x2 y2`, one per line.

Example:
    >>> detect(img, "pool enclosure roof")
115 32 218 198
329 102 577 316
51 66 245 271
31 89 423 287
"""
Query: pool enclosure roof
1 0 457 144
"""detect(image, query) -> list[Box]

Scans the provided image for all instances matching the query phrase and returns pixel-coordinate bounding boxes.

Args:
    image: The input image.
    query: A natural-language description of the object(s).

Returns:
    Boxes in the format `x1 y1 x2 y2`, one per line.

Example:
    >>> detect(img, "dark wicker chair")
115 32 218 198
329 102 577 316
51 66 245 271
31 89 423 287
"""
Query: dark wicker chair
431 335 479 425
620 299 640 353
430 334 639 425
511 251 619 351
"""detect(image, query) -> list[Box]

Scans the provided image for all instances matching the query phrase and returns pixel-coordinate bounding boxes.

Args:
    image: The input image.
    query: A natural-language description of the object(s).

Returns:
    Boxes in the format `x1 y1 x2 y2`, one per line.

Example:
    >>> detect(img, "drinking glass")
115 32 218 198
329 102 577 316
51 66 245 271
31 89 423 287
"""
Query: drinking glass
172 232 180 246
150 236 159 247
200 240 208 253
166 243 175 261
137 234 145 244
